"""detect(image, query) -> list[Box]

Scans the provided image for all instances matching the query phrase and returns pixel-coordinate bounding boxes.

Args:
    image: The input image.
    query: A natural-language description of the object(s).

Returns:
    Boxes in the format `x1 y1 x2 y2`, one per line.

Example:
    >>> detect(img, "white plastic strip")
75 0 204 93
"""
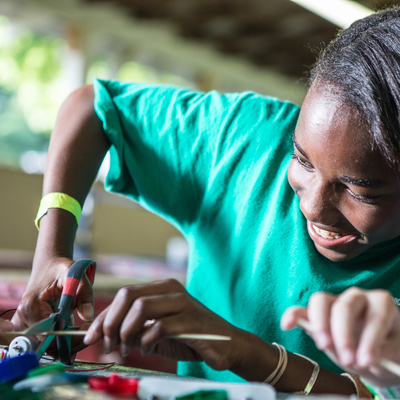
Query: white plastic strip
291 0 373 28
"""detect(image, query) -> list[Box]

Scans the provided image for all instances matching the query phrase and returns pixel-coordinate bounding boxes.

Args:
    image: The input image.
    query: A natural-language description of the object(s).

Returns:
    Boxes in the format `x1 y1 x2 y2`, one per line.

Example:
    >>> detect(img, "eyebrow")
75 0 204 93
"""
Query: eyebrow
292 131 385 189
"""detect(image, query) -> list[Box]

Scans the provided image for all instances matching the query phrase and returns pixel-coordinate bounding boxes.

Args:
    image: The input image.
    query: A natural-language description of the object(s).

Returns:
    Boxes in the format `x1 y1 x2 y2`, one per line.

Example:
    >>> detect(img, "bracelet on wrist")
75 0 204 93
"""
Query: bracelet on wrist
341 373 374 399
263 344 320 395
293 353 320 395
35 192 82 230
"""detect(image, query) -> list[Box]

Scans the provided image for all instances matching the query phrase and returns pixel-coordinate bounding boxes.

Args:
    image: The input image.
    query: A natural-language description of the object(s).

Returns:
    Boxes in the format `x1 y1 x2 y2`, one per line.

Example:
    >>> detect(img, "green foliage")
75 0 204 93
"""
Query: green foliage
0 15 64 167
0 15 192 169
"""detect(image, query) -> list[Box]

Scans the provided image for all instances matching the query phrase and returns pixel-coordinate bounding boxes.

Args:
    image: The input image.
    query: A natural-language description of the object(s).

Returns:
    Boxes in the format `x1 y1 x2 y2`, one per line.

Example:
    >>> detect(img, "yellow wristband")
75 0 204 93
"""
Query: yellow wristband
35 192 82 230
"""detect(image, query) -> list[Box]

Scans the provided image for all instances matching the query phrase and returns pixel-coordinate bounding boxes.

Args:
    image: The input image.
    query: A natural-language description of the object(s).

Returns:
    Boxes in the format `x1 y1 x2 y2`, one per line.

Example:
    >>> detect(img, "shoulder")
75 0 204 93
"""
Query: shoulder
93 79 299 115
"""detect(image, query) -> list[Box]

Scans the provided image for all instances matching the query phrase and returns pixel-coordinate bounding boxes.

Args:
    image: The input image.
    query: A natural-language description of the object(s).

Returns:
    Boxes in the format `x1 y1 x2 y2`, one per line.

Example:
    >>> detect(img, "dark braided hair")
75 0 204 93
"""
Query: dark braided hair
310 6 400 168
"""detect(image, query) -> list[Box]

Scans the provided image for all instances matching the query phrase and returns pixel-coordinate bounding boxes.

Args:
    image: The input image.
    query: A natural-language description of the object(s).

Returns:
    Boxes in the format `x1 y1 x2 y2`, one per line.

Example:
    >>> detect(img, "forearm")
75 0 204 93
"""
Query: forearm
33 85 110 267
230 331 356 395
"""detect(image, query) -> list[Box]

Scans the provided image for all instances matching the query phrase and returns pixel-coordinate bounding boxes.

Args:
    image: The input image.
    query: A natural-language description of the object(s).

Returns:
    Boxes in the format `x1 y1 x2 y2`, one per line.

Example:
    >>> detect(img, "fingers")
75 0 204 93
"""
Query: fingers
284 287 400 387
354 290 399 367
139 313 199 355
118 292 188 356
75 273 94 321
329 287 368 366
84 306 109 349
84 279 187 355
308 292 336 350
280 306 308 330
12 293 54 331
14 258 72 330
281 293 336 350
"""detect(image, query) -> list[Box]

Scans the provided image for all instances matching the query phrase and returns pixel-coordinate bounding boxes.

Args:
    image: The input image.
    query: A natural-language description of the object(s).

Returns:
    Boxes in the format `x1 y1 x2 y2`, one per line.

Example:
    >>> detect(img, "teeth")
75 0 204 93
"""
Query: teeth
313 225 344 240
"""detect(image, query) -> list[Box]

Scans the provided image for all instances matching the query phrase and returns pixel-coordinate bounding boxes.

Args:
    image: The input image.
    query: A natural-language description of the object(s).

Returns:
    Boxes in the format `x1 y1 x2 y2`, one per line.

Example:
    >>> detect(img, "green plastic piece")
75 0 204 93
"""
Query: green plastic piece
175 390 228 400
26 364 65 378
0 382 39 400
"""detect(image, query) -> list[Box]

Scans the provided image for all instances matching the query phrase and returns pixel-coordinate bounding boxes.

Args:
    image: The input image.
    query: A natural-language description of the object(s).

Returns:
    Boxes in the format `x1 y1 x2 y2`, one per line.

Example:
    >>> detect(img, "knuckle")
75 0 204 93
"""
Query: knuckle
132 297 147 314
343 286 363 298
102 320 116 336
174 292 188 303
164 278 183 290
120 327 133 344
336 289 364 307
309 291 333 306
116 286 133 301
151 321 167 338
16 302 29 316
374 289 393 305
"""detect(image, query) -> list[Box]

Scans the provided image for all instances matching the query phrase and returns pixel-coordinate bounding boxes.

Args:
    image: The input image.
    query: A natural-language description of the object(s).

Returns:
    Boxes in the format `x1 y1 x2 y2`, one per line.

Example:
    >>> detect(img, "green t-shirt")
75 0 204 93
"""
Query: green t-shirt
93 78 400 383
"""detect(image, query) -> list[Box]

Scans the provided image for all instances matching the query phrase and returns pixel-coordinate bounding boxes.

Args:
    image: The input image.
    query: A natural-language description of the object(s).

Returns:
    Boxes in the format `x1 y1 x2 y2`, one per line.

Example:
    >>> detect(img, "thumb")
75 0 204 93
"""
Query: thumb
280 306 308 331
75 274 94 322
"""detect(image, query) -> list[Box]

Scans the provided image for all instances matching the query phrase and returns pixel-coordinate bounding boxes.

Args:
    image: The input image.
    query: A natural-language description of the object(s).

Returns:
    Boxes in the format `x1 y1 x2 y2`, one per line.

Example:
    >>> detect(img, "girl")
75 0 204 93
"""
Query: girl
11 6 400 397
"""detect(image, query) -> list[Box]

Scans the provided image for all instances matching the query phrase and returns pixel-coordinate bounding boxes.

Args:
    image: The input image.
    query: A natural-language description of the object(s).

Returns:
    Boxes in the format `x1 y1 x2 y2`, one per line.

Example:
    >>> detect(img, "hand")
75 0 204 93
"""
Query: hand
12 257 94 332
281 288 400 387
11 256 94 359
84 279 245 371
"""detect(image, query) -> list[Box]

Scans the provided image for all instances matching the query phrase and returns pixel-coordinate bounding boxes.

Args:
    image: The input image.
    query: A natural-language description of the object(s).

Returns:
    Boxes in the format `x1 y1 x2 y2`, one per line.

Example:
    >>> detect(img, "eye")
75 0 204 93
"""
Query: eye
346 188 378 205
291 151 313 171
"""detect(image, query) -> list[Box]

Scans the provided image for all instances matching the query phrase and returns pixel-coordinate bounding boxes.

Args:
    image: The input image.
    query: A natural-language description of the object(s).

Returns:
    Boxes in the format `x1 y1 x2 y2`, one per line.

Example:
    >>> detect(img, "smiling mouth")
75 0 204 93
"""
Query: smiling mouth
307 221 359 251
312 225 345 240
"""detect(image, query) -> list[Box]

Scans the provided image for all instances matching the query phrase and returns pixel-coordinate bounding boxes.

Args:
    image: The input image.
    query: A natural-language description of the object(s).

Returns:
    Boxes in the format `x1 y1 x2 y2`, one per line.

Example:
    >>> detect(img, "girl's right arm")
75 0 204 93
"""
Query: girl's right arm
12 85 110 331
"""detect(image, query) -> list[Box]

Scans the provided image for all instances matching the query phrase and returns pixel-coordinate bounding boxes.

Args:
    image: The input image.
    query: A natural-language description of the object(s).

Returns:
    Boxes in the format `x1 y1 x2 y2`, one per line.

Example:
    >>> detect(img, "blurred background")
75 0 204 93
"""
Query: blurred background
0 0 395 372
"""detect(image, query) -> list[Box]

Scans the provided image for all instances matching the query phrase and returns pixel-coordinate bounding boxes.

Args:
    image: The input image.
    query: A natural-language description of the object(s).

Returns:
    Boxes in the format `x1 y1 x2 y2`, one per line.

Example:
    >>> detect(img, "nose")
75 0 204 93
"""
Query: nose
299 178 341 226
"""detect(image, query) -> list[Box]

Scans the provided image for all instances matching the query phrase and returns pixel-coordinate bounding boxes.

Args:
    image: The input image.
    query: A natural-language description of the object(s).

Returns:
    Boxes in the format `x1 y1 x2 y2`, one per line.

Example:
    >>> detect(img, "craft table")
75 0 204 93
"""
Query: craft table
0 353 293 400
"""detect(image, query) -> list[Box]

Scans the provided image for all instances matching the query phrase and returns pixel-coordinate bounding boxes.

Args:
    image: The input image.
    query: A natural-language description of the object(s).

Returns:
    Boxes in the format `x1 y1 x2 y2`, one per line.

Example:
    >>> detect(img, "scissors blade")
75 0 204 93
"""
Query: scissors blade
23 316 57 336
21 315 58 358
36 332 57 358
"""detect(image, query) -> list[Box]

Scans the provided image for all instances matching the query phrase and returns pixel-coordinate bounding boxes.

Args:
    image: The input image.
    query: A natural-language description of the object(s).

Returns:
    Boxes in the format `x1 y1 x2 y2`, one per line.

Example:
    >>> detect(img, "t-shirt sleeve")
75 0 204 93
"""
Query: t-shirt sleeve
93 78 299 231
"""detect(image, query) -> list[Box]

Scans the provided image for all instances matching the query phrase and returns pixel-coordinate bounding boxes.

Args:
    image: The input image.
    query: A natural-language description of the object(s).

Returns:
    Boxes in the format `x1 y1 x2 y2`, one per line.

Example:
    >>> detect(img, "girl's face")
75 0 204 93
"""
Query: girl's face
288 83 400 262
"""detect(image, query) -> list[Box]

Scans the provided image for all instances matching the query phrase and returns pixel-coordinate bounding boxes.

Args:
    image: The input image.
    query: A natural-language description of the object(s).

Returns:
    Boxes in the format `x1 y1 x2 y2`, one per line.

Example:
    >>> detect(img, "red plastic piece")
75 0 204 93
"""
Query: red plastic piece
64 277 79 297
88 373 139 394
0 349 7 361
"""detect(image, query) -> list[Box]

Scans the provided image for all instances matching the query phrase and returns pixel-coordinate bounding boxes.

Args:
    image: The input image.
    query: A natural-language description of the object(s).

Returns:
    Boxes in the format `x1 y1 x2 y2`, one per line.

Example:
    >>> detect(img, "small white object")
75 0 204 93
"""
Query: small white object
290 0 373 29
166 236 189 269
138 377 275 400
7 336 35 358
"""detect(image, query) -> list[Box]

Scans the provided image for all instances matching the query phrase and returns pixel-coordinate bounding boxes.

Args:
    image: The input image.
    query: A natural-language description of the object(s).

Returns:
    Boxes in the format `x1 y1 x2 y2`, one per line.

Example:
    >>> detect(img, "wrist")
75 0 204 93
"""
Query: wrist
229 330 279 382
33 208 77 268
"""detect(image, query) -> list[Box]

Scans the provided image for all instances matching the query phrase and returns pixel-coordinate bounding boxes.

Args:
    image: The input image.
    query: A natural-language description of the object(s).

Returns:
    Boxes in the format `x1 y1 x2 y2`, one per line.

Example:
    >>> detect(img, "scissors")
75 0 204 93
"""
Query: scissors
23 258 96 365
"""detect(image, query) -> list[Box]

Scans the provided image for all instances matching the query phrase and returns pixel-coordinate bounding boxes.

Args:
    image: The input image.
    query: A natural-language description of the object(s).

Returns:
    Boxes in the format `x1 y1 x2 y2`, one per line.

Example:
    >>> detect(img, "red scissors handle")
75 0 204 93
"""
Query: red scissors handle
57 259 96 365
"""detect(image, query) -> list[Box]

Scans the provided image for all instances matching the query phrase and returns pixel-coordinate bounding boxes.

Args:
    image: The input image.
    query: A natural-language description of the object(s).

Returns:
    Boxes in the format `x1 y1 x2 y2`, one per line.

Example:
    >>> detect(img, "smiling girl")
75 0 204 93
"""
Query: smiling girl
10 5 400 397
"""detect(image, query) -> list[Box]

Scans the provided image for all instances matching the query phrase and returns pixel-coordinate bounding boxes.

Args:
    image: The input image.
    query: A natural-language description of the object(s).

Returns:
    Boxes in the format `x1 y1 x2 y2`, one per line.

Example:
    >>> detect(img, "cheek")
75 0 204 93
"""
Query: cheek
342 201 400 240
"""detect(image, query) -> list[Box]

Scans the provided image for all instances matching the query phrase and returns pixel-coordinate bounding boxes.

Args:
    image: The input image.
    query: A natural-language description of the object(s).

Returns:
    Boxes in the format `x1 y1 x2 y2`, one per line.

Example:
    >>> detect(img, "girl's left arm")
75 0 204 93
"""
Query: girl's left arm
83 279 356 396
